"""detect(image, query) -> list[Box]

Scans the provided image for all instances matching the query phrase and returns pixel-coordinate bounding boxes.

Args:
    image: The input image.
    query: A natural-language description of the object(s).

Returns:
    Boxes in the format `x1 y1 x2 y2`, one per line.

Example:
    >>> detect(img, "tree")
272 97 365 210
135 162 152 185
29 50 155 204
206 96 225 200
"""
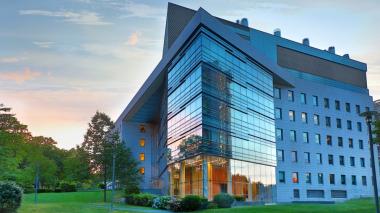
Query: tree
107 131 141 194
81 111 114 202
63 146 90 183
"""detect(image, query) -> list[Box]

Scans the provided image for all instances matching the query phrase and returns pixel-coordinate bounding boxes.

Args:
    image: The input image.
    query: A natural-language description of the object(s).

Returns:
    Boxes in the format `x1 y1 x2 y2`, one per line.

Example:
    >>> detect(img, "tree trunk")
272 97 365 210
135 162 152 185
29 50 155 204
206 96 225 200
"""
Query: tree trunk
103 163 107 202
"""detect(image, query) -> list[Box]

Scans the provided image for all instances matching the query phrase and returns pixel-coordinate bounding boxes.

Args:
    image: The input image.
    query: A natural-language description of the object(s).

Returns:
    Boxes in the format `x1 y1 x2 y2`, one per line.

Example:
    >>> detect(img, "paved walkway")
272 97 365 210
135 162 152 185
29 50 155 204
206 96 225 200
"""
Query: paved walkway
90 203 171 213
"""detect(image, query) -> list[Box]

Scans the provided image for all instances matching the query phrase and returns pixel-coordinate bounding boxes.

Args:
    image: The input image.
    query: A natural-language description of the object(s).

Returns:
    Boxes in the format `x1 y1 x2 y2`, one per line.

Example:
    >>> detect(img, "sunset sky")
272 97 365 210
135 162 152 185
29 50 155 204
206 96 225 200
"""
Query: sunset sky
1 0 379 149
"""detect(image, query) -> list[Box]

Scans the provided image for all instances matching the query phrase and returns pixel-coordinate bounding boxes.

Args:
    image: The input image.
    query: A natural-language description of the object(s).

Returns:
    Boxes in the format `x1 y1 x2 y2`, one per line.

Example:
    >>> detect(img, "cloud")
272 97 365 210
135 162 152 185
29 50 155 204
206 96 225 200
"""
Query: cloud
121 1 165 19
126 32 140 46
33 41 55 48
0 68 42 84
0 56 26 63
19 10 112 26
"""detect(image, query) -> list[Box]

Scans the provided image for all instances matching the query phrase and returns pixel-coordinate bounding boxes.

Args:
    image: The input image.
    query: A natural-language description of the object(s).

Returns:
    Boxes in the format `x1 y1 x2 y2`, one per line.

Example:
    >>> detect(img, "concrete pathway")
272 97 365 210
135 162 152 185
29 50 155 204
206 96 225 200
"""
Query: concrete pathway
90 203 172 213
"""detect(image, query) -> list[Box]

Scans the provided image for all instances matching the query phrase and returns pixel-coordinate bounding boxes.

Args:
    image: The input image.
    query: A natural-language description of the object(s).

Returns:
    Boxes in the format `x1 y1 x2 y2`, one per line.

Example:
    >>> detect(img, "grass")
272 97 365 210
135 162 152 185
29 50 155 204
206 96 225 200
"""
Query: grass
18 190 150 213
18 191 379 213
199 198 378 213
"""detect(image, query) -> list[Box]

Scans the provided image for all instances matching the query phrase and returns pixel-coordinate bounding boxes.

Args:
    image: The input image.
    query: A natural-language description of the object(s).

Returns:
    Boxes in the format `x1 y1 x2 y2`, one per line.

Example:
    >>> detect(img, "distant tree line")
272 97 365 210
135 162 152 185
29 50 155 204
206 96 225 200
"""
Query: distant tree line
0 103 140 197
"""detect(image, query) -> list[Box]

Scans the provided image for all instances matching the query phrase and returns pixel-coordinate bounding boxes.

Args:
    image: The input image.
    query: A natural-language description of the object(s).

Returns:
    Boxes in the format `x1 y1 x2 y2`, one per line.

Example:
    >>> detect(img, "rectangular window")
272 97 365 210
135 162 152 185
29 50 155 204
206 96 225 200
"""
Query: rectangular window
366 106 370 112
326 135 332 146
328 155 334 165
336 118 342 128
315 134 321 144
139 138 145 147
312 95 318 106
313 114 320 125
349 138 353 148
292 172 299 183
335 100 340 110
362 176 367 186
356 105 361 114
316 153 322 164
301 112 308 123
289 110 295 121
325 116 331 127
345 103 351 112
274 87 281 99
279 171 285 183
277 149 284 161
318 173 324 184
294 189 300 198
306 172 312 184
359 140 364 149
331 190 347 198
288 90 294 102
341 175 346 185
139 167 145 175
139 124 146 133
350 157 355 167
360 158 365 167
300 93 307 104
292 151 298 162
352 175 357 185
304 152 310 163
307 190 324 198
338 137 343 147
139 153 145 161
347 120 352 130
303 132 309 143
276 128 283 141
324 98 330 109
275 108 282 119
339 156 345 166
330 174 335 184
357 122 362 132
290 130 297 142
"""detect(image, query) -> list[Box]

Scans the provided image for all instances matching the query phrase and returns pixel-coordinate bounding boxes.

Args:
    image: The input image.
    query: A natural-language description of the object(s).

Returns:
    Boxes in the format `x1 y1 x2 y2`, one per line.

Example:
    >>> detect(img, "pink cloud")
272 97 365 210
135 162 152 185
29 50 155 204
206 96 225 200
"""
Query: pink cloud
0 68 41 83
126 32 140 46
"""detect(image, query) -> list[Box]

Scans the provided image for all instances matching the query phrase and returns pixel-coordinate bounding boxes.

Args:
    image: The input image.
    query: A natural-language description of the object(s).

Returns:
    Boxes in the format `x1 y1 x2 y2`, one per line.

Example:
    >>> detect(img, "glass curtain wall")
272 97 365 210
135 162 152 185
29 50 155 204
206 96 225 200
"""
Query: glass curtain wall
167 28 276 202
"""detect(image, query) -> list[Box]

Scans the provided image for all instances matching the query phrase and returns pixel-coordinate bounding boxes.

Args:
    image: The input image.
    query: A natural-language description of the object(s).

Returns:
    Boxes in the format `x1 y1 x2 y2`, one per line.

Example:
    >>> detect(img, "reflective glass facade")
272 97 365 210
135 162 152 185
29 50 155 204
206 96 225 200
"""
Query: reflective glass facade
167 28 276 201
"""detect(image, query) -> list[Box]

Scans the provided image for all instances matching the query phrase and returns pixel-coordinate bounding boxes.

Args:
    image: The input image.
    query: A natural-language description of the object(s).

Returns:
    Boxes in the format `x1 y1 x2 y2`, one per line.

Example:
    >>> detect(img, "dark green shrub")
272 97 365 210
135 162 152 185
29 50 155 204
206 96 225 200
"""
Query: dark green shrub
200 197 209 209
169 199 182 212
207 202 218 209
0 182 23 213
125 184 140 195
213 193 234 208
233 195 245 201
54 188 62 193
125 193 157 207
180 195 202 211
60 182 76 192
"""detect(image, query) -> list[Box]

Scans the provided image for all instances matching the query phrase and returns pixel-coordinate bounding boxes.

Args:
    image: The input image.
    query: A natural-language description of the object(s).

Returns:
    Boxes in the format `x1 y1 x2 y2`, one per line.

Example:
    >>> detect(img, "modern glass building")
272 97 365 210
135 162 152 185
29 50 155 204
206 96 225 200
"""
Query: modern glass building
115 3 378 203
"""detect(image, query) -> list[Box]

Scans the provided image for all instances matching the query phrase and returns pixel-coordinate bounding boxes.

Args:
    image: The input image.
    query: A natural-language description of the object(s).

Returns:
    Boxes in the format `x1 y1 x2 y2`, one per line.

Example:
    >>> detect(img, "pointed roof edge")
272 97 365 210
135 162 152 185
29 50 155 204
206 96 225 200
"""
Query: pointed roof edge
116 5 295 124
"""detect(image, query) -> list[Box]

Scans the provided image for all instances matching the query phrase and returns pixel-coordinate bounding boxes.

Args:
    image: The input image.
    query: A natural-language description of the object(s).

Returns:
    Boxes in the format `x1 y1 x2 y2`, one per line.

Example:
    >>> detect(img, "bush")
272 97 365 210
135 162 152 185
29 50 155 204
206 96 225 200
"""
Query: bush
0 182 23 213
125 193 157 207
125 185 140 195
207 202 218 209
98 183 105 190
60 182 76 192
169 199 182 212
213 193 234 208
200 197 209 209
152 196 173 210
234 195 245 201
180 195 202 211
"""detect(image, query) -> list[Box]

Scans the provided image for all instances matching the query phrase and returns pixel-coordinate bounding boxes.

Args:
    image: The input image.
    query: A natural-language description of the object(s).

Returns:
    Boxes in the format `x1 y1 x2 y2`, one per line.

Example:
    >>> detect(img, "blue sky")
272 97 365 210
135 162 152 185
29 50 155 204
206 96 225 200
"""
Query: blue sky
1 0 379 149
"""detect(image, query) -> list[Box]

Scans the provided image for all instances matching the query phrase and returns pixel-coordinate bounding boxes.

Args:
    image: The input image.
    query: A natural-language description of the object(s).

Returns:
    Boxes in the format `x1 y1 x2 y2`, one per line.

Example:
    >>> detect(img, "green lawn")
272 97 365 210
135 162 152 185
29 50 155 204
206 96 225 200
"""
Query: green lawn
19 190 149 213
199 198 377 213
19 191 379 213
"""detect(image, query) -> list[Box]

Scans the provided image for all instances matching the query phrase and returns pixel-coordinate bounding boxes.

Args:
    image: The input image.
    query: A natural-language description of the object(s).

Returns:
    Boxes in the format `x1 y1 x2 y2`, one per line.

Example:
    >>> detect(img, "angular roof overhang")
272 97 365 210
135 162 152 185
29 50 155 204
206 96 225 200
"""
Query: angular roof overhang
116 4 295 124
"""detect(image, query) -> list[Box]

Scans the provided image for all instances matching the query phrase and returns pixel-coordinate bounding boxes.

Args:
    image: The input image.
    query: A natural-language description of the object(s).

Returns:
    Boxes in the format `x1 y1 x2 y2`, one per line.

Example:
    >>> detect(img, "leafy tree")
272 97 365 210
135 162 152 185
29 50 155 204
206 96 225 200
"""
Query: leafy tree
63 146 91 183
374 120 380 144
81 111 114 202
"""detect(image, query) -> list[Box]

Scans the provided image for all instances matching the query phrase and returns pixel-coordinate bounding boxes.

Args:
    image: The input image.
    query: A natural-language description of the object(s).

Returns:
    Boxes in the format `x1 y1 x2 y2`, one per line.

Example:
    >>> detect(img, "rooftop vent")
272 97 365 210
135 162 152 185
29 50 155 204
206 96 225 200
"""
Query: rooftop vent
240 18 248 27
236 19 240 24
274 28 281 37
343 54 350 59
328 46 335 54
302 38 310 46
